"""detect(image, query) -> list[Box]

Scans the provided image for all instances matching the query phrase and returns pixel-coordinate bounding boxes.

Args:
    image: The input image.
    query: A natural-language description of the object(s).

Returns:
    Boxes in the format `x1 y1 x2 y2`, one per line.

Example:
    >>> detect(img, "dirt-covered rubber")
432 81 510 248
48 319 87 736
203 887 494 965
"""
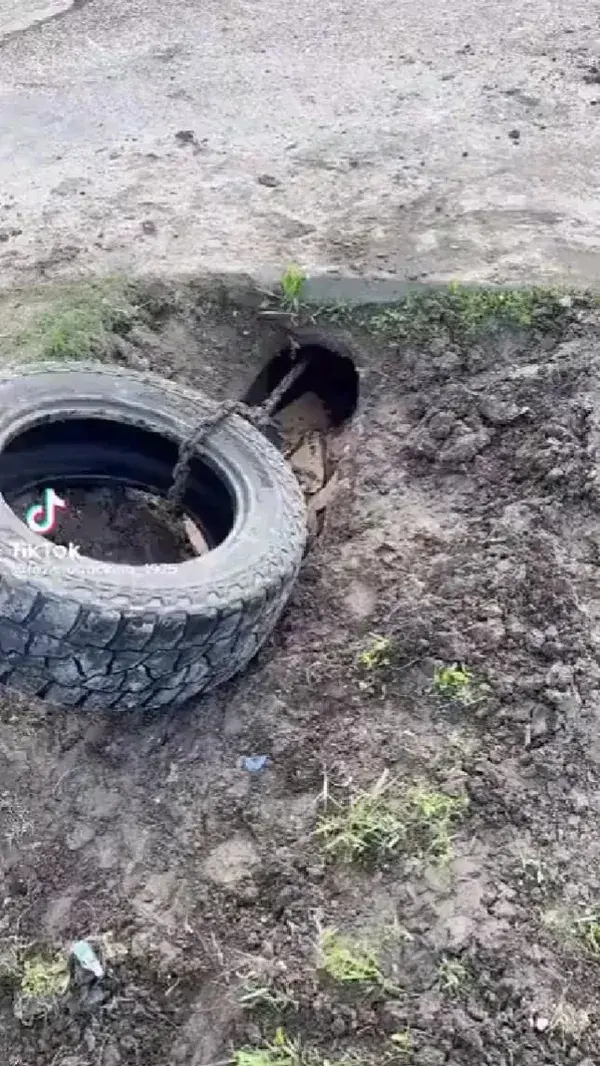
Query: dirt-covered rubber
0 362 307 711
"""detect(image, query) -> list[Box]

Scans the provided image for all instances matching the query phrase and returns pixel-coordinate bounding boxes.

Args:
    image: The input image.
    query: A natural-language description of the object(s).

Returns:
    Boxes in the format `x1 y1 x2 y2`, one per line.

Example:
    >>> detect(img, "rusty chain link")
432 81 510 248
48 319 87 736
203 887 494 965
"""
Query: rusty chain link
167 351 307 510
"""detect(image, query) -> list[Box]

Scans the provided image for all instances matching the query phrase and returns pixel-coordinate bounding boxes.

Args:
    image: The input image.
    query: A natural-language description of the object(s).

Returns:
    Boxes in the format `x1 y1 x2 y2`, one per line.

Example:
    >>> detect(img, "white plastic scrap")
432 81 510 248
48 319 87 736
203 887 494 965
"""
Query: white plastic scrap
70 940 104 979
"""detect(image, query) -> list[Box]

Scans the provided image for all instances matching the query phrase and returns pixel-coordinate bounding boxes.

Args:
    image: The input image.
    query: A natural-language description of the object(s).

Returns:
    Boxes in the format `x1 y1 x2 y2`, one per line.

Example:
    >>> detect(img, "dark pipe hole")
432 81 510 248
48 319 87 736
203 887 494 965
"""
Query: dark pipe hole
243 337 359 428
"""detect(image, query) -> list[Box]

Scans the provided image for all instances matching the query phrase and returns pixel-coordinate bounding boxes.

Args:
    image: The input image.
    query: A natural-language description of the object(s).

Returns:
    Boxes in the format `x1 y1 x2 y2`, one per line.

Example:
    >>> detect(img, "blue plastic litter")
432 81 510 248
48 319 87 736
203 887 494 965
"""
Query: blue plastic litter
242 755 269 773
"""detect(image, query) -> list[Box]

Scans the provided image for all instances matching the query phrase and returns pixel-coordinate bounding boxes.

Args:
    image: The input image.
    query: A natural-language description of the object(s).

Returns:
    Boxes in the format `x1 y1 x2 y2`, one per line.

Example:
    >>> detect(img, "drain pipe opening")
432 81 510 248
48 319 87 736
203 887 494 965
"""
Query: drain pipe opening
243 328 360 540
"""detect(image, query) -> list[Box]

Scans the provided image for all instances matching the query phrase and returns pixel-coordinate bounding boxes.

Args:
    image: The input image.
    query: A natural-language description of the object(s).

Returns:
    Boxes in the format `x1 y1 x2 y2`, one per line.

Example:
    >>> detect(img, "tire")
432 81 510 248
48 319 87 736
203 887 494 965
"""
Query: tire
0 362 307 710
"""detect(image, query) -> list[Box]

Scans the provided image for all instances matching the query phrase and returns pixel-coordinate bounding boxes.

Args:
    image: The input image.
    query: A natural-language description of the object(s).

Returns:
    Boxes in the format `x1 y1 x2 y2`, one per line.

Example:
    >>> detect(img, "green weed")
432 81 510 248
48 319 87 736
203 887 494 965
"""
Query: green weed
316 775 467 866
280 265 308 313
319 929 386 987
432 664 486 708
13 949 70 1024
573 909 600 957
357 635 393 671
436 956 469 995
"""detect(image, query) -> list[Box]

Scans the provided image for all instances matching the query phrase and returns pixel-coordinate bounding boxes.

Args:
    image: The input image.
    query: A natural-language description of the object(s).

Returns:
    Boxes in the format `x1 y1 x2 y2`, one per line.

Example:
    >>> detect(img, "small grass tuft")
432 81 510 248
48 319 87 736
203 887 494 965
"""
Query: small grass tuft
316 775 467 866
20 952 70 999
436 956 470 996
432 663 486 708
549 998 591 1047
239 978 298 1013
233 1030 392 1066
572 908 600 957
406 788 469 863
319 929 385 987
280 265 308 313
357 635 393 671
316 775 406 864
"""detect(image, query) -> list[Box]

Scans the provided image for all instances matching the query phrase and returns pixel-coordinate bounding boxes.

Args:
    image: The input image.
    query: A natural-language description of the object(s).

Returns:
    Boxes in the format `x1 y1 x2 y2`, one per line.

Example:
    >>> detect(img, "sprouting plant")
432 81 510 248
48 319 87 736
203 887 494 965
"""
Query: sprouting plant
319 929 385 987
280 265 307 312
572 909 600 957
357 635 392 671
436 956 469 995
432 663 485 707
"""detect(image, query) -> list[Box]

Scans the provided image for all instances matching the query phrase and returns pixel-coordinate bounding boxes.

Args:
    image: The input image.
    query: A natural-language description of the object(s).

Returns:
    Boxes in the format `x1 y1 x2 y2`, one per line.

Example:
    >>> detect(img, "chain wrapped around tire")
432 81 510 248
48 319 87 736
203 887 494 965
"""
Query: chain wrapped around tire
0 362 307 711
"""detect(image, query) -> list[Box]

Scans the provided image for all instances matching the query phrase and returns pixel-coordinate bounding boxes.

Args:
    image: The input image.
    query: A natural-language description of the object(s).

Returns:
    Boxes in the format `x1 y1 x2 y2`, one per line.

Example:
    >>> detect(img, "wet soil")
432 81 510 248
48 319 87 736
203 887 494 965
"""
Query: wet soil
2 294 600 1065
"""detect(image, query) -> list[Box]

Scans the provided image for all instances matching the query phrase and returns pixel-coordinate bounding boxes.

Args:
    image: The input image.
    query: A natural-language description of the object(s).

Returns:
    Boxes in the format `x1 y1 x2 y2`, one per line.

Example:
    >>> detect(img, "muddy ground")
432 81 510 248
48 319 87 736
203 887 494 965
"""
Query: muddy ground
2 281 600 1065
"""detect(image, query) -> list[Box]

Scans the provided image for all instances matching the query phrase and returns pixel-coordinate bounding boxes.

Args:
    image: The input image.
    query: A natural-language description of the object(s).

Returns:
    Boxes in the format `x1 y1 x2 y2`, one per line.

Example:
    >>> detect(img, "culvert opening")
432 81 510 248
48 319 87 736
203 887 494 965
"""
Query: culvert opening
1 418 236 566
243 330 360 532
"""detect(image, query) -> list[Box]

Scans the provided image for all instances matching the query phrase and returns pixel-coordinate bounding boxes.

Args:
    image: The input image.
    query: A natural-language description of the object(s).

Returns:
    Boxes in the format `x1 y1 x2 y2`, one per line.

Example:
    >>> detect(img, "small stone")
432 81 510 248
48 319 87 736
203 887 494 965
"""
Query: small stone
257 173 280 187
569 789 589 812
529 705 548 740
534 1015 549 1031
438 430 491 466
480 398 530 425
141 220 157 235
427 411 455 440
509 128 521 141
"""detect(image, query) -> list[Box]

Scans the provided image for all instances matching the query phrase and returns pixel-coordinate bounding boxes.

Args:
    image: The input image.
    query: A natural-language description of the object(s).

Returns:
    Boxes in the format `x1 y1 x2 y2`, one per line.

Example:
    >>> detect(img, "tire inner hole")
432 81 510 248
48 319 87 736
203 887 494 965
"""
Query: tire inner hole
1 419 236 566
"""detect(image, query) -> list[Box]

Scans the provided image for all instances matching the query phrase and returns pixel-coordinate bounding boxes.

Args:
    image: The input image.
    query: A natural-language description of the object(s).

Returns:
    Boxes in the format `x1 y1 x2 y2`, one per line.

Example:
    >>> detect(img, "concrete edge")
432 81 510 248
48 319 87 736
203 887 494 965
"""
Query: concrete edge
0 270 594 311
162 271 595 308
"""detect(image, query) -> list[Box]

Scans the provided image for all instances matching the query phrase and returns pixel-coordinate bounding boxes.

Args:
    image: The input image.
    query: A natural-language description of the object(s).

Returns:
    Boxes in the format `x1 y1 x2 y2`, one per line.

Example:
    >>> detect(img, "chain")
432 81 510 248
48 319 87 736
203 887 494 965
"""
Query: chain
167 349 307 510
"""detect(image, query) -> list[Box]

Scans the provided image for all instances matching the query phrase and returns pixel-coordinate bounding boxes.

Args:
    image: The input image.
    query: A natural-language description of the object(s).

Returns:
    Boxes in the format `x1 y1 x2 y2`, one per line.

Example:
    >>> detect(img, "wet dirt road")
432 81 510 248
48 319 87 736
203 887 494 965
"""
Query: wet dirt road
0 0 599 287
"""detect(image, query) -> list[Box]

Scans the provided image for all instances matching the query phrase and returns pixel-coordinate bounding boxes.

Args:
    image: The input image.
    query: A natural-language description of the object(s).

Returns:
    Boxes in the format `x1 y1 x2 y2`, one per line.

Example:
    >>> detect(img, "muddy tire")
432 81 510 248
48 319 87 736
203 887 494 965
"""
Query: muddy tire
0 362 307 711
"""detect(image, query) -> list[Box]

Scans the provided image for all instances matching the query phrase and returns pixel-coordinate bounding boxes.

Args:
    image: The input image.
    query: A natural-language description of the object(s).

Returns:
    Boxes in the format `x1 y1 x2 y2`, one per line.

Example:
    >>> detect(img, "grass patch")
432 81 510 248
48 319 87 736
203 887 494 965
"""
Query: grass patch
572 908 600 957
12 949 70 1025
320 283 595 347
11 278 148 362
233 1030 383 1066
436 956 470 996
548 998 591 1047
432 663 487 709
319 929 387 989
316 773 468 866
357 635 393 672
